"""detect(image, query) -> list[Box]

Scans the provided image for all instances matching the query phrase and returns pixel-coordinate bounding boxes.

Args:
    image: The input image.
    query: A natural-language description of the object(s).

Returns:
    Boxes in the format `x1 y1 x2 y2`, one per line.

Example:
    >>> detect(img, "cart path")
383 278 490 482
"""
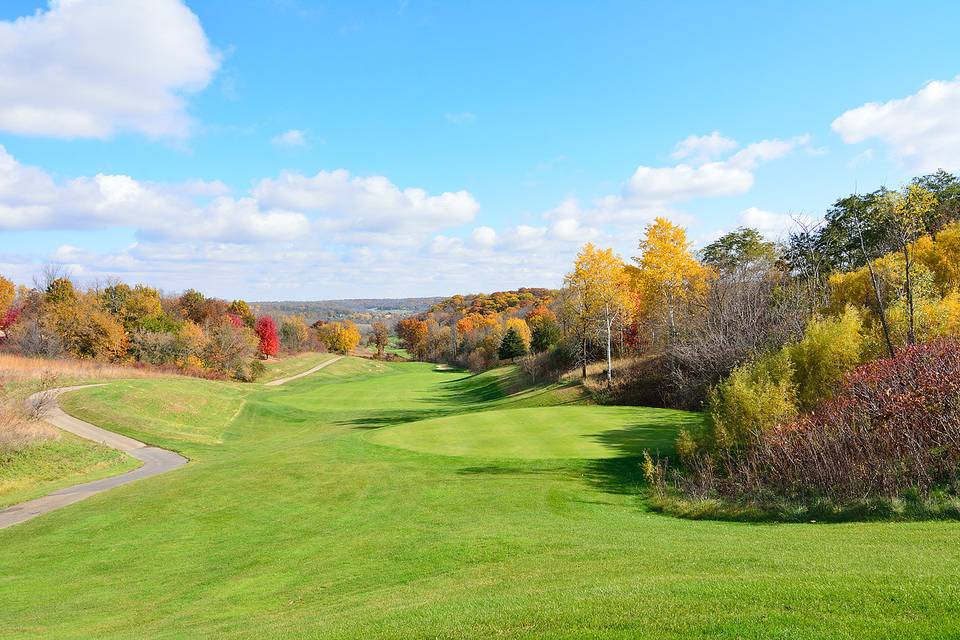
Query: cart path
0 385 187 530
263 355 343 386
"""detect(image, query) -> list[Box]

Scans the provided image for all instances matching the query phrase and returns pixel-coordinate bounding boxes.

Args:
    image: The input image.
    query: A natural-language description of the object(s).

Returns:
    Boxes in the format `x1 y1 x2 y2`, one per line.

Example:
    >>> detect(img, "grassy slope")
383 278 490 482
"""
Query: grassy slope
257 352 339 383
0 359 957 638
0 377 142 510
0 434 139 509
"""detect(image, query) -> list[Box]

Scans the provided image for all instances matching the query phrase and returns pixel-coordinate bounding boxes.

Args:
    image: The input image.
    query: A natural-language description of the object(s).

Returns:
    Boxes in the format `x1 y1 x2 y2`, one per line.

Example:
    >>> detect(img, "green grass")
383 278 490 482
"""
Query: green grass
368 405 698 459
1 358 959 638
258 352 339 383
0 435 139 509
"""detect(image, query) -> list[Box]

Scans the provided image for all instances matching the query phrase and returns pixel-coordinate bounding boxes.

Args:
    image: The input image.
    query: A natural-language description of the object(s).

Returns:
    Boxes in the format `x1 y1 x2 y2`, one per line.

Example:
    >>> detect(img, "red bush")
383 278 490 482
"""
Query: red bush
715 339 960 502
0 305 21 330
225 313 244 329
255 316 279 357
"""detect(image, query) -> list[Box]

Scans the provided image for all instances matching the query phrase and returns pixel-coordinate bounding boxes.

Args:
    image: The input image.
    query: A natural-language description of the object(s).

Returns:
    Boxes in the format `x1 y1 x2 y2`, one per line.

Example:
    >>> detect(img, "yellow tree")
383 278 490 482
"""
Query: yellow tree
631 217 708 344
563 243 630 383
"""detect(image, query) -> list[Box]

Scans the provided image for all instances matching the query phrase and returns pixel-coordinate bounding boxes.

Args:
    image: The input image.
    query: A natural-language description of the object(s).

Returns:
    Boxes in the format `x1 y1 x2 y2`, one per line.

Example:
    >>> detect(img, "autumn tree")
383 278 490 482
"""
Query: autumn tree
279 315 309 353
631 217 708 345
396 318 429 359
317 321 361 354
255 315 280 357
0 275 14 312
882 184 938 345
563 243 631 382
369 321 390 359
227 299 256 328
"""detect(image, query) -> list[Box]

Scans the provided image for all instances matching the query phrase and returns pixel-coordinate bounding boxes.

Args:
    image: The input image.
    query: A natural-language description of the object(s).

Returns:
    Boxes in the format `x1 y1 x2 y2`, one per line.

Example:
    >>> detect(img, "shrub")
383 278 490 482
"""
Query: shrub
691 349 796 455
697 339 960 506
787 307 865 408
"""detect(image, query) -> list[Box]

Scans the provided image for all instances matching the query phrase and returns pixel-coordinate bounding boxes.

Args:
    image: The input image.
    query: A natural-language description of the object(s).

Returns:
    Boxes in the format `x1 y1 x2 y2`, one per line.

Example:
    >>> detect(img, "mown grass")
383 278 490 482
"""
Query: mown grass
257 352 339 383
1 358 959 638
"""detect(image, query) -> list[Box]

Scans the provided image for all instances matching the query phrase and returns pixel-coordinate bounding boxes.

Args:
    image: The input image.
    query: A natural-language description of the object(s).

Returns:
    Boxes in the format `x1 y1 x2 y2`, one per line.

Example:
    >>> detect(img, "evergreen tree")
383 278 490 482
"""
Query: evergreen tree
498 326 527 360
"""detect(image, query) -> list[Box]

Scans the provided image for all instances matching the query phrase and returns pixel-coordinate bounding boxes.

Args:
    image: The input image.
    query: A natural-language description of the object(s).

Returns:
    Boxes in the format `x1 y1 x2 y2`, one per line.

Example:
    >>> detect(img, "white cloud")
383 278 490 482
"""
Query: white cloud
737 207 811 240
0 0 219 139
670 131 738 164
832 76 960 172
624 135 809 206
471 226 497 248
272 129 308 147
0 145 476 249
253 170 479 235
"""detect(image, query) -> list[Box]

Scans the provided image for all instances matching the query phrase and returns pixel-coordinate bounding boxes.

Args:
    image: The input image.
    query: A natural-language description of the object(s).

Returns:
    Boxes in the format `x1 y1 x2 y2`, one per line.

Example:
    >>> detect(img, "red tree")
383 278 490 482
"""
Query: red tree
255 315 280 356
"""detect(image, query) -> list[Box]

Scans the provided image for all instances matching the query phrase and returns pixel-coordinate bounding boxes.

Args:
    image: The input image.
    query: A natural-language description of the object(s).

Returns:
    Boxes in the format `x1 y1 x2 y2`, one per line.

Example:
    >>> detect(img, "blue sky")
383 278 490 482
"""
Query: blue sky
1 0 959 300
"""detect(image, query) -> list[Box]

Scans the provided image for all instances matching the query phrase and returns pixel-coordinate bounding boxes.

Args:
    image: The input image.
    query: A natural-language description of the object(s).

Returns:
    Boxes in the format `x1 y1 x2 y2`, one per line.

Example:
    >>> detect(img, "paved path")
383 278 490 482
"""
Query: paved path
0 385 187 530
263 355 343 386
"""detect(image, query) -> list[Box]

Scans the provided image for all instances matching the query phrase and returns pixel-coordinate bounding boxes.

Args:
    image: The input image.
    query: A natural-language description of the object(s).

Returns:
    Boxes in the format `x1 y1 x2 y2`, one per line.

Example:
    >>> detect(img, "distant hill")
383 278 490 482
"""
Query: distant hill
251 298 443 328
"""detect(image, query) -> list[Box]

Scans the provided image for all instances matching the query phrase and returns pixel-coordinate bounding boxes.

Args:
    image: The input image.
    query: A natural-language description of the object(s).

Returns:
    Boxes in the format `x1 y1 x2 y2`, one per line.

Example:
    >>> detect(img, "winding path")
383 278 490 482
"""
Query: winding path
0 385 187 530
264 355 342 386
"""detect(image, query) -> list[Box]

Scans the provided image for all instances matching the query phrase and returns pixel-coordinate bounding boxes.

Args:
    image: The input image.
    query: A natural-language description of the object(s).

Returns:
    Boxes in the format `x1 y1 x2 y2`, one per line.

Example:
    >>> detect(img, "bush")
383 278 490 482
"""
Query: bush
787 307 865 408
691 349 797 455
676 339 960 511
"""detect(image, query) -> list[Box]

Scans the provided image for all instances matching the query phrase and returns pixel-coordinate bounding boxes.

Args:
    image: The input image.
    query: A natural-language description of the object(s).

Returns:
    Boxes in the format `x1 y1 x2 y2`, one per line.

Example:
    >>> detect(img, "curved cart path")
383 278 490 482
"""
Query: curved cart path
0 385 187 530
264 355 343 386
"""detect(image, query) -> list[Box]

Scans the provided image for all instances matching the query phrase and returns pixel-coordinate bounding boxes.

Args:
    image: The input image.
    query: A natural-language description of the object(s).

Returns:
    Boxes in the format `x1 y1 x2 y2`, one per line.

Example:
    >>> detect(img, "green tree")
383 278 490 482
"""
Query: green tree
498 326 527 361
701 227 778 273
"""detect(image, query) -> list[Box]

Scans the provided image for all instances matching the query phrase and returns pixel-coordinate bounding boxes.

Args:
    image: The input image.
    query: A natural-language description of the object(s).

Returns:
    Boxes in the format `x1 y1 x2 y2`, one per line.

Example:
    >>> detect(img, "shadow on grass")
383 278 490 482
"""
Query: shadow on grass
456 464 559 477
335 409 449 430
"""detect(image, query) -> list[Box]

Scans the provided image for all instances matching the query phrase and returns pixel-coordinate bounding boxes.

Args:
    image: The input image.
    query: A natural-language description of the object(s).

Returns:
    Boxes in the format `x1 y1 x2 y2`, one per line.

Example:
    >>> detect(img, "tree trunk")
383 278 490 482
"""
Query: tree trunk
856 213 896 357
605 307 613 385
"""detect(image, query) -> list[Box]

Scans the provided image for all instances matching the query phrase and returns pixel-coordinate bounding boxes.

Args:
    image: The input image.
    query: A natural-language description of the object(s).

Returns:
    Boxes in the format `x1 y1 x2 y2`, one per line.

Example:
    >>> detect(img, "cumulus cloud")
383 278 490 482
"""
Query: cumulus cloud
832 76 960 172
253 170 480 234
0 145 481 246
0 0 220 139
736 207 796 239
670 131 738 163
272 129 308 147
471 226 497 248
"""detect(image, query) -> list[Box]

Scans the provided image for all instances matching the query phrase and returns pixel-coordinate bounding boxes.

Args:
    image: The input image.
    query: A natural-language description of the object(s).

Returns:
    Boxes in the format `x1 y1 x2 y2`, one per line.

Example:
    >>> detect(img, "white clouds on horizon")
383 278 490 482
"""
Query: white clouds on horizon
0 0 220 140
832 76 960 172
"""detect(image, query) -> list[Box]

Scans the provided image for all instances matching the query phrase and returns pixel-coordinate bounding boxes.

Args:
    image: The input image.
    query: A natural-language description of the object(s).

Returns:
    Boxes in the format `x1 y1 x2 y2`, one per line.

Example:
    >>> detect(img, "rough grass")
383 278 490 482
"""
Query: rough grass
1 358 959 638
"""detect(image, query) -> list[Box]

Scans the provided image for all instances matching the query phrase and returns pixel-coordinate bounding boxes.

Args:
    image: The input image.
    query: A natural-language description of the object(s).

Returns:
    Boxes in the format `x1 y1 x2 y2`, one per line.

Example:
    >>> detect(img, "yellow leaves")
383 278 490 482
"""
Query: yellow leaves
632 217 709 303
317 321 361 354
505 317 532 349
0 275 13 311
915 221 960 292
564 242 631 315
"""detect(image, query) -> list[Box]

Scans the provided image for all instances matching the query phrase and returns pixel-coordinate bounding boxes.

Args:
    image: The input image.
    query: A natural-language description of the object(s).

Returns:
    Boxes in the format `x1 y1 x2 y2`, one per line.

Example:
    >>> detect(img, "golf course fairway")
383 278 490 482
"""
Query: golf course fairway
1 357 958 638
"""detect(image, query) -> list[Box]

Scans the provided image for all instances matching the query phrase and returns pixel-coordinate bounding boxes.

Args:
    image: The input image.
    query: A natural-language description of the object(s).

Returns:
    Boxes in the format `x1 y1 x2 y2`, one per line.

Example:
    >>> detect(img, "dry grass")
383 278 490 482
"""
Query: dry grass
0 394 57 452
0 354 170 453
0 354 163 383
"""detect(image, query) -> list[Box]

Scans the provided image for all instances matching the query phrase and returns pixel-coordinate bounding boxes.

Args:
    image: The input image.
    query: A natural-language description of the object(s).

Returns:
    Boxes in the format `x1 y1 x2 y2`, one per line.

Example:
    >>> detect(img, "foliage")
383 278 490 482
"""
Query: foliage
631 217 709 344
703 339 960 505
368 321 390 359
498 326 528 360
396 318 429 359
316 321 362 354
691 349 797 455
0 275 13 312
279 315 309 353
787 307 865 409
254 316 280 357
700 227 779 273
